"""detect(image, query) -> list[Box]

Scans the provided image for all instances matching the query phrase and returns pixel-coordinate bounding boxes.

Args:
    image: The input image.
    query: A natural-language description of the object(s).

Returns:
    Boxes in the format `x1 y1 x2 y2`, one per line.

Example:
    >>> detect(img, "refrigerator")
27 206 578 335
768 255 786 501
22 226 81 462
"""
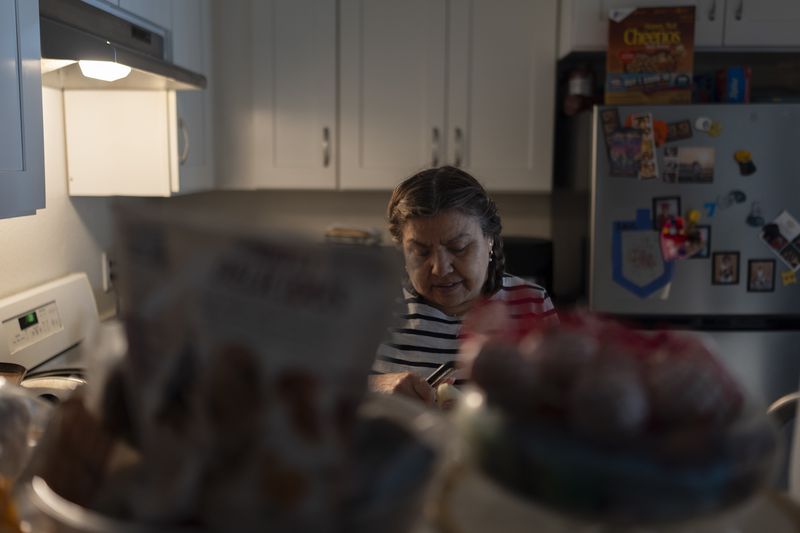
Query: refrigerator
589 104 800 410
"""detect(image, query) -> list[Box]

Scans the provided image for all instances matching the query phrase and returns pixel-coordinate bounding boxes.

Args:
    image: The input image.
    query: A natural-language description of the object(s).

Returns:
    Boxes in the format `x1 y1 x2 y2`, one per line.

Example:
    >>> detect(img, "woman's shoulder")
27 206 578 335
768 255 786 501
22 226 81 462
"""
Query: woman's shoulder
496 273 550 297
494 273 558 322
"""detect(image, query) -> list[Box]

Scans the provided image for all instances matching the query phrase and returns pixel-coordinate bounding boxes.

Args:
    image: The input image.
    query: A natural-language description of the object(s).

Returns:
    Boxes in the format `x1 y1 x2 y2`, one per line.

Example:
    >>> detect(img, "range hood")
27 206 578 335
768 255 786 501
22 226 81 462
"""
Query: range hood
39 0 206 90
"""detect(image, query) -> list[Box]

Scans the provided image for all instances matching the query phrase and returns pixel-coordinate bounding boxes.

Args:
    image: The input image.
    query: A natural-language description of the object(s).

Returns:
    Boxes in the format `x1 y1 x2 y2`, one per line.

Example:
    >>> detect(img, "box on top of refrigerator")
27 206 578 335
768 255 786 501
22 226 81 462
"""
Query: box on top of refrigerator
605 6 695 105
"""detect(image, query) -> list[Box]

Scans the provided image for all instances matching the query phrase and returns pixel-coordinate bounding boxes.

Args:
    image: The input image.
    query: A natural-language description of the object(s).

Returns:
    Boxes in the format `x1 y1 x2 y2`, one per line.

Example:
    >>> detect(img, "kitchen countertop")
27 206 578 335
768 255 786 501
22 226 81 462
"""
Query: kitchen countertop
412 463 800 533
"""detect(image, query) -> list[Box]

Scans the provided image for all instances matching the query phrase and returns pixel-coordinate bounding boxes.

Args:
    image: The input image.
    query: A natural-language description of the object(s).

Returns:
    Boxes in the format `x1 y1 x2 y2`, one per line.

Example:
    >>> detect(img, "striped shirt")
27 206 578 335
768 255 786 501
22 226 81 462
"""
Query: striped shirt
373 274 557 384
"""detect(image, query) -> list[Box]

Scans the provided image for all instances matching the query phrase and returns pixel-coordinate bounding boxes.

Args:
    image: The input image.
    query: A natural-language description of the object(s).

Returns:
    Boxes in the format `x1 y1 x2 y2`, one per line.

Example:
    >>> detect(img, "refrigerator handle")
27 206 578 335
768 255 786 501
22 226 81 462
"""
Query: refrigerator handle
735 0 743 21
708 0 716 21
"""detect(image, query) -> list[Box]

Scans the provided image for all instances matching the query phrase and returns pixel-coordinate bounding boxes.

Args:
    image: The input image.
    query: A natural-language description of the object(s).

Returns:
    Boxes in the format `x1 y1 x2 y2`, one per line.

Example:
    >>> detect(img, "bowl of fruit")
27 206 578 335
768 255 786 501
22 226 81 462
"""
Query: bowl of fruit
455 309 780 528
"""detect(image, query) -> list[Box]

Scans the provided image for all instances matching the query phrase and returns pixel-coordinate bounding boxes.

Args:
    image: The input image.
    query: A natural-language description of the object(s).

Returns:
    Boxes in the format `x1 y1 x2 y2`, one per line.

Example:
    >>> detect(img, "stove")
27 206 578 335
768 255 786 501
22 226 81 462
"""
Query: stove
0 273 99 402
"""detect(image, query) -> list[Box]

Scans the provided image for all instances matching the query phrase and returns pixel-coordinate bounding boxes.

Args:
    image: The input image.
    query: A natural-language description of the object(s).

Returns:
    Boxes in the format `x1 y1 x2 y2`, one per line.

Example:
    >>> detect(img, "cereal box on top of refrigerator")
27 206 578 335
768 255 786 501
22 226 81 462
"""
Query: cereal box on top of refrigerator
605 6 695 105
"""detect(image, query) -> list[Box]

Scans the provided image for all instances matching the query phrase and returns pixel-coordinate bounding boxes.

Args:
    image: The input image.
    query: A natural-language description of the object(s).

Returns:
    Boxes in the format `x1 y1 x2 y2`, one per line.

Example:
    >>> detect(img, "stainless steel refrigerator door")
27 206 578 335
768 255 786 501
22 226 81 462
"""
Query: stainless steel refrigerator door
700 330 800 407
590 104 800 316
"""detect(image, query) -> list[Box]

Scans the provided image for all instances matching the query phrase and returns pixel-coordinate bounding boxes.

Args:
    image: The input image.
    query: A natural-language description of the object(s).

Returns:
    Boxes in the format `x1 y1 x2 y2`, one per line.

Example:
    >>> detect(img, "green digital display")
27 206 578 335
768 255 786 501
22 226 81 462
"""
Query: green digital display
18 312 38 330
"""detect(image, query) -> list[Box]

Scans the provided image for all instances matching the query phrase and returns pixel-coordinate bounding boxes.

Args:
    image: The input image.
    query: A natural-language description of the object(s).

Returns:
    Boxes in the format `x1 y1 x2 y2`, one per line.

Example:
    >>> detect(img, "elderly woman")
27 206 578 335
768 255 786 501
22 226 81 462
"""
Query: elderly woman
369 166 557 404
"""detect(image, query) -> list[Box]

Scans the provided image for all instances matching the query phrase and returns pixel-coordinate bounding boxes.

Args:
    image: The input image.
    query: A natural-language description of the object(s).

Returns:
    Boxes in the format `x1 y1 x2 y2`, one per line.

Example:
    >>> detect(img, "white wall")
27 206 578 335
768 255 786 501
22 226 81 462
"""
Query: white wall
0 87 116 317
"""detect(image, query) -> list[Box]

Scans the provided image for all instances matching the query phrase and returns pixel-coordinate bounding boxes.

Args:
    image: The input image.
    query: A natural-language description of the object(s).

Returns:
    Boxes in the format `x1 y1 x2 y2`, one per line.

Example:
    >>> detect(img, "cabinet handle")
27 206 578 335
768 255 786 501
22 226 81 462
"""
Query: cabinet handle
454 127 464 168
323 127 331 167
708 0 716 21
735 0 743 20
178 117 190 165
432 127 440 167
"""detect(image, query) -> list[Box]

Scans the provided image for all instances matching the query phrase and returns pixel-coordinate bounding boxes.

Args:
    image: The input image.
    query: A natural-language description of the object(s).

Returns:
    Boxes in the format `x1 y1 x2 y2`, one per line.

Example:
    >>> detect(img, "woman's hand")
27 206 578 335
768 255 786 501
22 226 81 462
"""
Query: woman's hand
368 372 434 406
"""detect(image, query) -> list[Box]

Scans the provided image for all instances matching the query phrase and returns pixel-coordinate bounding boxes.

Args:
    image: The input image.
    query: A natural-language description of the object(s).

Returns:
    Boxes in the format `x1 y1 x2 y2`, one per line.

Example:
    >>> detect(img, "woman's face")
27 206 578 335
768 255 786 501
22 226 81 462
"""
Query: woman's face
401 209 492 317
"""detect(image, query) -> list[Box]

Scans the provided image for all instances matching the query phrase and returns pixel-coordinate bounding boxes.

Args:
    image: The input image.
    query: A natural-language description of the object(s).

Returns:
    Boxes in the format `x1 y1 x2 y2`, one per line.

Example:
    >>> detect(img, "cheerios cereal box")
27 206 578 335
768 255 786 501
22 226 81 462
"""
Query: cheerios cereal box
605 6 695 105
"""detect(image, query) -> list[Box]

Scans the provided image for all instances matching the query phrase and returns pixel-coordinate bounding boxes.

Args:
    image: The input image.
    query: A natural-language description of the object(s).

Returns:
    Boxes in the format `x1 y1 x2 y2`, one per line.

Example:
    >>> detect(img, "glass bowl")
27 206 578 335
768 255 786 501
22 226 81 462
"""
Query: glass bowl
456 389 780 528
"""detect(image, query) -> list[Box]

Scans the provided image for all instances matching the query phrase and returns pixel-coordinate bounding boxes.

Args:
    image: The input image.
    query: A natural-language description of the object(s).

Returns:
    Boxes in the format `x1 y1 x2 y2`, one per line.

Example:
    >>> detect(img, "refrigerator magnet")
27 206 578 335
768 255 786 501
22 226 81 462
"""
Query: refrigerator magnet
711 251 740 285
695 117 712 132
782 270 797 287
662 147 715 183
717 190 747 210
694 117 722 137
760 210 800 271
665 120 693 143
734 150 757 175
747 259 776 292
612 208 674 298
746 202 765 227
661 218 709 261
629 113 659 180
626 114 668 146
688 225 711 259
652 196 681 230
607 128 643 178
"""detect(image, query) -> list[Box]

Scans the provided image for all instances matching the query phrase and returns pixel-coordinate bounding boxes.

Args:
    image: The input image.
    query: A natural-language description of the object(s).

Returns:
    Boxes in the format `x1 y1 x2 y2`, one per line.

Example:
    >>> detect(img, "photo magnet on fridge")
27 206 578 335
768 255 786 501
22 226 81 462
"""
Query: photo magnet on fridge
712 251 740 285
760 210 800 271
630 113 659 180
688 225 710 259
665 120 693 142
747 259 776 292
652 196 681 230
673 147 715 183
607 128 643 178
782 270 798 287
662 146 679 182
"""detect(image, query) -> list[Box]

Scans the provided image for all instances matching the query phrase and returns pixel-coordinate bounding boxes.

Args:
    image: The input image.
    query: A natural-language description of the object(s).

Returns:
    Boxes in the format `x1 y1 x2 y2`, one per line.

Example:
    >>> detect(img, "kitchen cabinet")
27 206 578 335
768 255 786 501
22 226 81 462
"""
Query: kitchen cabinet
170 0 214 193
0 0 45 218
723 0 800 47
340 0 556 192
213 0 337 190
118 0 171 31
66 0 213 196
339 0 447 190
559 0 800 57
447 0 556 192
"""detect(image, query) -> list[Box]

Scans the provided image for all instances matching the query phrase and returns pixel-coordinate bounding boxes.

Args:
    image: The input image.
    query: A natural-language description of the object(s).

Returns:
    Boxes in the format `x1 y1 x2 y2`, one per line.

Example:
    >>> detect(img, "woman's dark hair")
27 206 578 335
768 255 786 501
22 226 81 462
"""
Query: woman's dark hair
387 166 505 295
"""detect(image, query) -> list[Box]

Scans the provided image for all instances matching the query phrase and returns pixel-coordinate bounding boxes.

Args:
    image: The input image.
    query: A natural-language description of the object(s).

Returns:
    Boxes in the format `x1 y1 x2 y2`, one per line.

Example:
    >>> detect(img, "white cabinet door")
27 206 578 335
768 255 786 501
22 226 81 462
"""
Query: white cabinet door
251 0 337 189
0 0 44 218
211 1 253 189
448 0 556 192
340 0 447 190
213 0 336 190
64 90 173 197
171 0 213 194
724 0 800 46
559 0 724 57
119 0 171 30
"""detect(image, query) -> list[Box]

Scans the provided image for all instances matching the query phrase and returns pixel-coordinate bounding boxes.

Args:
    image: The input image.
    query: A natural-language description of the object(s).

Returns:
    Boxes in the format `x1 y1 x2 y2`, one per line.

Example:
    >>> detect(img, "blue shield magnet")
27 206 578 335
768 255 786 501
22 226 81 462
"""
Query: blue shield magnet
612 209 674 298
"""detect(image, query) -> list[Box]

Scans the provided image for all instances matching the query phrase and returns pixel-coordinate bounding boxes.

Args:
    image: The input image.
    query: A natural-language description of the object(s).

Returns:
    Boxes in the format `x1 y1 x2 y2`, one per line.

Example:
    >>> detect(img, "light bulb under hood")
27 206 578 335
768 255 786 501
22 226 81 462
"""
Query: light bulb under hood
78 60 132 82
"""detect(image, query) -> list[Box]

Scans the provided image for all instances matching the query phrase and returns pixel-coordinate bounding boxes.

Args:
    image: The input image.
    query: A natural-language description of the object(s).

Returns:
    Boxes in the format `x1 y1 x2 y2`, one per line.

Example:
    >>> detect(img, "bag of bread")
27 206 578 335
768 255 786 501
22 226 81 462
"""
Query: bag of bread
109 204 398 531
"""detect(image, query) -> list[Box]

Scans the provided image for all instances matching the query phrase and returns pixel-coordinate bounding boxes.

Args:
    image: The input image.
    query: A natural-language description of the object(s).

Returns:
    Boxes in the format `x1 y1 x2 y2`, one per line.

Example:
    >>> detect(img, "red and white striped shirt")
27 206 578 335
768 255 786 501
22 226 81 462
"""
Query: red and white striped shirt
373 274 557 384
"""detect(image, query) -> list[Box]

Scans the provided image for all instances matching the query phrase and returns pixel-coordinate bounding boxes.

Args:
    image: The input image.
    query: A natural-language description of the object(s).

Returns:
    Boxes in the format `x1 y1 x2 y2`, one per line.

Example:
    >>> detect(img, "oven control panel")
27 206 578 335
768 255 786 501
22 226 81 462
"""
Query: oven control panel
3 302 64 354
0 273 98 370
